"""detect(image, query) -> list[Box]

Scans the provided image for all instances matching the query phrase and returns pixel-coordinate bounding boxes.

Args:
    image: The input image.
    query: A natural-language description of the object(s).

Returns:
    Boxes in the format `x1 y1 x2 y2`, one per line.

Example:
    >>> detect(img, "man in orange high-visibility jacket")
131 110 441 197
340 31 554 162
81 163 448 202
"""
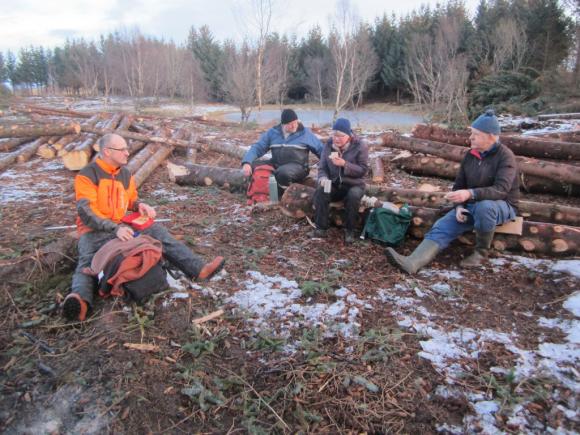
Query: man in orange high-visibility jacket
63 133 225 321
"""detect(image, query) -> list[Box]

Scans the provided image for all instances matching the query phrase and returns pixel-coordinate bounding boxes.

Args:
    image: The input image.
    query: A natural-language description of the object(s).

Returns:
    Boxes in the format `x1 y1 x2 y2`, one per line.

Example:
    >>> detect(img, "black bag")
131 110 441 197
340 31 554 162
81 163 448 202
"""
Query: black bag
98 254 169 304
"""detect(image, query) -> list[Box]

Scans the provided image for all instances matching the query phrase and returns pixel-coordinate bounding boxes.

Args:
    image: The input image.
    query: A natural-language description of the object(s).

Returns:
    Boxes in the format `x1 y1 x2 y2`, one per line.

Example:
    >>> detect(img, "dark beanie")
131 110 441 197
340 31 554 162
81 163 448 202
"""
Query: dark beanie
332 118 352 136
281 109 298 124
471 109 500 135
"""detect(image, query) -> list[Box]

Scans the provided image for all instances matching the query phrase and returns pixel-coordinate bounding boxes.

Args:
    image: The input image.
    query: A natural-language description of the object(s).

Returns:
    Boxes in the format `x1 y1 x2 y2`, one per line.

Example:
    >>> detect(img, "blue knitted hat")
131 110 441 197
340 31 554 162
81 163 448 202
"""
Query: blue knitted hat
332 118 352 136
471 110 500 135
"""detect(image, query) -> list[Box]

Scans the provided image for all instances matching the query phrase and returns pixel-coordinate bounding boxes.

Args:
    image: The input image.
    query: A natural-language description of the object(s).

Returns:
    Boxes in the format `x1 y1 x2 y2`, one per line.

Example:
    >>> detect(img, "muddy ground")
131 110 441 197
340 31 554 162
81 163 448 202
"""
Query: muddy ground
0 102 579 434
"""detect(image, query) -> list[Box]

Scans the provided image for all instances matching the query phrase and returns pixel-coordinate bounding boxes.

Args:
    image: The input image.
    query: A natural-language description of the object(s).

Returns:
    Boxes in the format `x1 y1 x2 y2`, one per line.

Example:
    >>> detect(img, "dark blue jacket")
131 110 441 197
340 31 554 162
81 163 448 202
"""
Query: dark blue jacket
242 123 323 168
318 137 369 187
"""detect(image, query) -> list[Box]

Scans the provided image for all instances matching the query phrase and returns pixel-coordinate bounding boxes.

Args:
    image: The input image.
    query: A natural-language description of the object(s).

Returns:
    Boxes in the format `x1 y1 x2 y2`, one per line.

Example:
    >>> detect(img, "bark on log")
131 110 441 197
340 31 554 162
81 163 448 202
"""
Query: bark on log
412 123 580 160
280 184 580 256
526 130 580 143
392 154 580 197
81 125 193 149
0 121 81 138
16 137 48 164
370 156 385 183
537 113 580 120
132 130 184 187
382 133 580 186
0 233 77 282
126 143 159 174
364 185 580 227
0 137 34 152
52 134 78 151
12 104 93 119
168 162 247 192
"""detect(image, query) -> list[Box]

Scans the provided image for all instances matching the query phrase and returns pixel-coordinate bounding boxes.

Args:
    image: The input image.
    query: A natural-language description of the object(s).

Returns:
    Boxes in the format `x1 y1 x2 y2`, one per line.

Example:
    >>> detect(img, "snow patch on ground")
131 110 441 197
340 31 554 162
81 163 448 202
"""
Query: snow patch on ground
150 188 189 202
226 271 366 340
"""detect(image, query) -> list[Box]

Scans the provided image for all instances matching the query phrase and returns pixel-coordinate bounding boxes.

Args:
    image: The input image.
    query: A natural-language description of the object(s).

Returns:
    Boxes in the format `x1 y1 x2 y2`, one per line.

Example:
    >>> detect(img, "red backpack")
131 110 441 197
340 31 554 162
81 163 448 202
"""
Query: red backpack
247 164 275 205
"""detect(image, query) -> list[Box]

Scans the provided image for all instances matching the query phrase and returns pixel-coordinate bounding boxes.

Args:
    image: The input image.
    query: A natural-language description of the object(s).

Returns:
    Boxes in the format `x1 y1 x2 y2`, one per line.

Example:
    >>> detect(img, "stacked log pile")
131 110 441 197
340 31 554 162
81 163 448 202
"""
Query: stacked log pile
386 124 580 196
0 104 247 185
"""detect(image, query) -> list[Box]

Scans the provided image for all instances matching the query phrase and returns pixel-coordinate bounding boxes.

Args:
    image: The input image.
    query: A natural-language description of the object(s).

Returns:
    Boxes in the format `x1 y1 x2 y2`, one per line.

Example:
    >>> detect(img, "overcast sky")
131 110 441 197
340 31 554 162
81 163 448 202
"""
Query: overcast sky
0 0 481 53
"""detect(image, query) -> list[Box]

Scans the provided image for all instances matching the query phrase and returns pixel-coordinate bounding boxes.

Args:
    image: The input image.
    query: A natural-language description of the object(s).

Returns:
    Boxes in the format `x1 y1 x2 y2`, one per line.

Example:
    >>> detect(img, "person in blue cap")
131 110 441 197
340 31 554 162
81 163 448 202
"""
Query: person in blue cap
241 109 323 195
386 110 519 273
311 118 369 244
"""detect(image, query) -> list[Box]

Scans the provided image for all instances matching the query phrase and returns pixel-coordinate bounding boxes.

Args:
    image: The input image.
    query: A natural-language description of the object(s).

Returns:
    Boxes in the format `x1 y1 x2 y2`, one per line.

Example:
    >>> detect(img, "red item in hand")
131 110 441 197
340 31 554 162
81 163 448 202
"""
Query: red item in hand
121 212 154 231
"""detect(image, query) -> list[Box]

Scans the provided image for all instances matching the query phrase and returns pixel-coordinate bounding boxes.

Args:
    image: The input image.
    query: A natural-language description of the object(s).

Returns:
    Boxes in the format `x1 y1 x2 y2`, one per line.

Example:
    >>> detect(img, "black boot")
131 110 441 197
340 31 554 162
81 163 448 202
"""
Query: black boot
344 230 355 245
385 240 440 275
461 231 494 268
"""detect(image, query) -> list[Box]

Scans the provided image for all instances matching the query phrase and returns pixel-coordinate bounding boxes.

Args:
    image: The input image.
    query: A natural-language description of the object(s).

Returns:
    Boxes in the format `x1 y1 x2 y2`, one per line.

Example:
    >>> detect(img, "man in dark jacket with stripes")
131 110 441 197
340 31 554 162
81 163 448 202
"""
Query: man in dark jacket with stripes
241 109 323 193
386 110 519 274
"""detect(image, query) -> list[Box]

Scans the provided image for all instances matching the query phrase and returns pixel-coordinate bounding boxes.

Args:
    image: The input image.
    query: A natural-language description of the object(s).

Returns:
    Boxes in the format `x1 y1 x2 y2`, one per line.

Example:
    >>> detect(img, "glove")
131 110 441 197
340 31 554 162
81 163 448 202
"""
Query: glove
455 206 470 223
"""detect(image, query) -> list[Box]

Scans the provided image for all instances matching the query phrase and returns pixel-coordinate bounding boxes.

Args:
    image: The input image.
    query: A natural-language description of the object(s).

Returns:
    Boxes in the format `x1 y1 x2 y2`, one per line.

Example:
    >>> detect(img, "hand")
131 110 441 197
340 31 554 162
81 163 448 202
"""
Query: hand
242 163 252 177
455 206 470 223
331 156 346 167
116 226 135 242
138 203 156 219
445 189 472 203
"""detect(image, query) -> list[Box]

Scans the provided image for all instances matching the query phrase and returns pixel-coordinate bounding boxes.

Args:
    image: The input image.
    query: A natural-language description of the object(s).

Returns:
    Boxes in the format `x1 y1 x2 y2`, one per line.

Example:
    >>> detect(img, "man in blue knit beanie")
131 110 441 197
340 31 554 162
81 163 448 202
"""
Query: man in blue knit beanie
386 110 520 273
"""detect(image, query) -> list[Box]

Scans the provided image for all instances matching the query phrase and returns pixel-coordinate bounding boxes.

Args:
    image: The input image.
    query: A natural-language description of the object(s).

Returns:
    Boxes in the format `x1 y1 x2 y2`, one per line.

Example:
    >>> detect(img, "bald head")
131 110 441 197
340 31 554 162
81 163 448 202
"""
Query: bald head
99 133 130 167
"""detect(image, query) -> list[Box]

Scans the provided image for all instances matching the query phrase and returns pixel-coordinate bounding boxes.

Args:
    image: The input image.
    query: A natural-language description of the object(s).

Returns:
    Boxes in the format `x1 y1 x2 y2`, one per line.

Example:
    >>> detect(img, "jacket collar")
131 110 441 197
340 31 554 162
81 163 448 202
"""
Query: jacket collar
95 157 122 175
470 142 499 160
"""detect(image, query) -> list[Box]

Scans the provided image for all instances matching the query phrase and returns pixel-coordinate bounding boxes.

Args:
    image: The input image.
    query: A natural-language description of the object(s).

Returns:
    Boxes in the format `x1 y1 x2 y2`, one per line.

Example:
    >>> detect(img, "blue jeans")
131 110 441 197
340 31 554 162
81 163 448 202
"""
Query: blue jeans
425 200 517 250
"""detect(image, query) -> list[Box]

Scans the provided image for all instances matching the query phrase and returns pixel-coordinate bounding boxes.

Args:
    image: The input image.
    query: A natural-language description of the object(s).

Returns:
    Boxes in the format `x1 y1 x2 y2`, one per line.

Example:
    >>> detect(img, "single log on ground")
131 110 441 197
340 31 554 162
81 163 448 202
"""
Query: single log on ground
370 157 385 183
392 154 580 196
412 123 580 160
126 144 159 174
526 130 580 143
537 113 580 120
133 129 185 187
382 133 580 186
280 184 580 256
81 125 193 149
0 232 77 282
0 121 81 138
52 135 77 151
62 135 97 170
168 162 247 192
365 185 580 227
0 137 34 152
12 105 93 119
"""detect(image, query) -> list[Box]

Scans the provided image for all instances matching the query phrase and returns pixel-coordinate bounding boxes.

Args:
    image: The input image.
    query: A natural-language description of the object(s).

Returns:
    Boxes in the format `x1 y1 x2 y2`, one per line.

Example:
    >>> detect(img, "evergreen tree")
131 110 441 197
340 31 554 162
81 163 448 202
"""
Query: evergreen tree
5 51 17 87
188 25 225 101
0 53 6 83
371 14 406 101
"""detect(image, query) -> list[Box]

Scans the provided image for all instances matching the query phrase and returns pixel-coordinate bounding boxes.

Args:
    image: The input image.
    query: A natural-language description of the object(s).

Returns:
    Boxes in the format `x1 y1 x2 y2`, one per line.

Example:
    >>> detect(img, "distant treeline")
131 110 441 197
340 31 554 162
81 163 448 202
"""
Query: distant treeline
0 0 577 122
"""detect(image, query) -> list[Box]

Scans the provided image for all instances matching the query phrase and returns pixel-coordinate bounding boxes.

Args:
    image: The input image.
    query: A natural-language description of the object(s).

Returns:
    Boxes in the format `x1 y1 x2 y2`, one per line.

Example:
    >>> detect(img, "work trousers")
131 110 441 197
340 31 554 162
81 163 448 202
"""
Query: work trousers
313 183 365 232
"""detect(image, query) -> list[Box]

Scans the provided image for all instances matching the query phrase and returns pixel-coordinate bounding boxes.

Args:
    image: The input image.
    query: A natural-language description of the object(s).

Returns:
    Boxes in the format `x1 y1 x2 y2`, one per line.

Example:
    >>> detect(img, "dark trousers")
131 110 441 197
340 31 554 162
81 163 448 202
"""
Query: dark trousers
70 223 205 305
252 160 309 191
313 184 365 232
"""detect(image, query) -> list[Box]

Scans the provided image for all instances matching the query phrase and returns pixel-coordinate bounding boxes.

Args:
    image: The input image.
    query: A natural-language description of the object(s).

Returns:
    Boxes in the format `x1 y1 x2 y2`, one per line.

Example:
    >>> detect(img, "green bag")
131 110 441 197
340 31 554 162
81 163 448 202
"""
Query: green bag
362 205 412 247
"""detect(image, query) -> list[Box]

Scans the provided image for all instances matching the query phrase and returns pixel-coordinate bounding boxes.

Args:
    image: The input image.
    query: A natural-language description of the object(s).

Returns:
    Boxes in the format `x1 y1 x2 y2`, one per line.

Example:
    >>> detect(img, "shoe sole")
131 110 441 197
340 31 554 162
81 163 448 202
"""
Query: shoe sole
63 297 81 321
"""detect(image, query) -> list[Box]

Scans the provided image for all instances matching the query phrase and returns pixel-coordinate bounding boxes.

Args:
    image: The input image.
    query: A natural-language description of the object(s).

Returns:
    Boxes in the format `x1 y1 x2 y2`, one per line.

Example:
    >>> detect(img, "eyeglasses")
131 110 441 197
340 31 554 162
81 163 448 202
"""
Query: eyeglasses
107 147 130 152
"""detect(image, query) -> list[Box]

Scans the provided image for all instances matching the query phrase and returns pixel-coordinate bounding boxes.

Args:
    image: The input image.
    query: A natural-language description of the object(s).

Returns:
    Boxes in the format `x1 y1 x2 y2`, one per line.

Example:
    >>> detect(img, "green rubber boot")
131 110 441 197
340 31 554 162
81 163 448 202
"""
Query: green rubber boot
385 239 440 275
461 231 494 268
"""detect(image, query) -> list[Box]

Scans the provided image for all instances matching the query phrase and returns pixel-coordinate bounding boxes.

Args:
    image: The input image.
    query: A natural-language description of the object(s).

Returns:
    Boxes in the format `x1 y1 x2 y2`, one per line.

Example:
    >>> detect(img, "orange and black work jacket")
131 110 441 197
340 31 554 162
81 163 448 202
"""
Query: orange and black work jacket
75 158 139 235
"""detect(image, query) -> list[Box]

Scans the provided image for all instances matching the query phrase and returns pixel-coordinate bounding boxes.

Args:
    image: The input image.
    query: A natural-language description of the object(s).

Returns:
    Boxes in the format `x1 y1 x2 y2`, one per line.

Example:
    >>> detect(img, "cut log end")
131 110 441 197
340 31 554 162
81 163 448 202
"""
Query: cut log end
519 239 537 252
166 161 189 183
552 239 569 253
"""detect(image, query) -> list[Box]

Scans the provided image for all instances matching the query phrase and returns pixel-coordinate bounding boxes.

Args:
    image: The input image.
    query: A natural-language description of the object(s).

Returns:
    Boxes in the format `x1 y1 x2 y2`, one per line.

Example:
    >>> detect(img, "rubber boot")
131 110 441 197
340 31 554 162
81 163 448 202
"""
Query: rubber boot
461 231 494 268
385 239 440 275
63 293 89 322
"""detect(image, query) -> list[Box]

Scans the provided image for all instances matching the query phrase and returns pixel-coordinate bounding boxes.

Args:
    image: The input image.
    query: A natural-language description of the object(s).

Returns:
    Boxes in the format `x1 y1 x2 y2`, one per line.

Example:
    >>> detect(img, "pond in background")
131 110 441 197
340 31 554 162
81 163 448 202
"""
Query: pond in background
223 108 424 131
